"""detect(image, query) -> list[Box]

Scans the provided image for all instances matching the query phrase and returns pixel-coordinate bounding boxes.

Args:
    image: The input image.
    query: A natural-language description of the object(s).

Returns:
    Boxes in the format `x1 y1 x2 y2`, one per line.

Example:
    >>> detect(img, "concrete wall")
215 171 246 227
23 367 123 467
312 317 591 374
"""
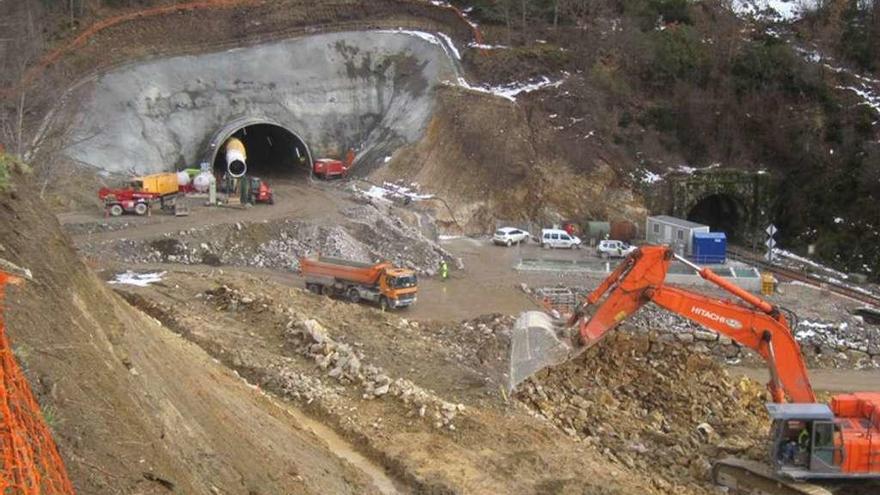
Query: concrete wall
62 31 461 174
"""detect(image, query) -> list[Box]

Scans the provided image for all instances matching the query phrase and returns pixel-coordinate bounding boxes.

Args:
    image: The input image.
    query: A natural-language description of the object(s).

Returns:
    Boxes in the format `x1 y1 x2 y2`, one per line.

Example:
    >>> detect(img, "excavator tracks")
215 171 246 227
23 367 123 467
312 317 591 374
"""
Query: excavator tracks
712 458 834 495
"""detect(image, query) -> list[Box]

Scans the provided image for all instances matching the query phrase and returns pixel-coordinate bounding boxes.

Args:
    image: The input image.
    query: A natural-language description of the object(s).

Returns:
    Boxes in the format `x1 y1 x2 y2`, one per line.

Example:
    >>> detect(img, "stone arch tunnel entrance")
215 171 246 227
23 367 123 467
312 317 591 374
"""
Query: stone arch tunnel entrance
653 168 771 244
687 194 745 242
210 122 312 179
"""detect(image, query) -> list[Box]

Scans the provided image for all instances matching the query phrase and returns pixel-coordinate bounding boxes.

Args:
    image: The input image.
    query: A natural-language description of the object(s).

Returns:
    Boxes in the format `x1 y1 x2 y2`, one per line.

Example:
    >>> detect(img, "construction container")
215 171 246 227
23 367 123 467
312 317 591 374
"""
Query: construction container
132 173 179 197
610 220 637 242
692 231 727 264
646 215 709 256
584 221 610 245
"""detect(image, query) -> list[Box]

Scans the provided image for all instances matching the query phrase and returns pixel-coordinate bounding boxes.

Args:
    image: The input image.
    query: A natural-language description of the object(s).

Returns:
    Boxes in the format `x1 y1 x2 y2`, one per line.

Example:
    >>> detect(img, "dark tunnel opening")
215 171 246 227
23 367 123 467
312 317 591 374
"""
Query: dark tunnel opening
687 194 744 241
213 124 311 179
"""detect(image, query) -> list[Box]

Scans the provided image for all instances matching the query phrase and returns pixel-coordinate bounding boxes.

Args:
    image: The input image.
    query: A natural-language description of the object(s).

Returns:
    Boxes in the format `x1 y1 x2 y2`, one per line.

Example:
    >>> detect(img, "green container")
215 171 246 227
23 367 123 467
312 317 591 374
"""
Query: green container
585 221 610 242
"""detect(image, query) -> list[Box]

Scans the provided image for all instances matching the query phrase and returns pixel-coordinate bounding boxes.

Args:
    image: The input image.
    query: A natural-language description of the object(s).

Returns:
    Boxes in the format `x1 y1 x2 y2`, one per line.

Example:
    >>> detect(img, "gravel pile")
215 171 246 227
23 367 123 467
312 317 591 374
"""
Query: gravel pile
517 332 768 494
286 318 465 429
82 202 457 274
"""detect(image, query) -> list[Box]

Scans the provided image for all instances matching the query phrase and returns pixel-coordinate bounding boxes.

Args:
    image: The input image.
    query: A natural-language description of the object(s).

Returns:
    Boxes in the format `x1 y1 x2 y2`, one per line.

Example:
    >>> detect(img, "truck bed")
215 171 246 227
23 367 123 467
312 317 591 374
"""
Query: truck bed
316 257 376 269
300 256 388 286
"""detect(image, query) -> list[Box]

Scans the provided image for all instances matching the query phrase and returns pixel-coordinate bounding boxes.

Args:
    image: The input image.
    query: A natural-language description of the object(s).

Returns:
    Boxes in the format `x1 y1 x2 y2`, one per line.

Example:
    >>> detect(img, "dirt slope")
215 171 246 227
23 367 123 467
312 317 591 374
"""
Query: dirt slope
375 86 646 232
0 168 379 493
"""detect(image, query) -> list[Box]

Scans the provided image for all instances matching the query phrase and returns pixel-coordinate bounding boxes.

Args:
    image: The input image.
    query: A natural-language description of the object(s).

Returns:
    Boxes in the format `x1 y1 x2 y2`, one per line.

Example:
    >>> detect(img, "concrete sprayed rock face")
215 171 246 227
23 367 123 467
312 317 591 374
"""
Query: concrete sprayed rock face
64 31 460 173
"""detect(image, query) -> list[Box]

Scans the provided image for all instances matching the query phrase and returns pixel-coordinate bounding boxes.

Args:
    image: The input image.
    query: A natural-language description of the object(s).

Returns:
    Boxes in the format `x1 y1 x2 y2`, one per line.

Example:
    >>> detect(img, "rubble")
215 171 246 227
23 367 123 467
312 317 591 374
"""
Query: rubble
516 332 769 493
532 285 880 369
285 317 465 429
80 202 456 274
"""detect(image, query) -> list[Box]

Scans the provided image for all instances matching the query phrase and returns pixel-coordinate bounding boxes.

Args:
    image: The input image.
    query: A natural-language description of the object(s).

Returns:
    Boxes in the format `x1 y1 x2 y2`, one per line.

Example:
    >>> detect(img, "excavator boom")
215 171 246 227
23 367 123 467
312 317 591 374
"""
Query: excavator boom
510 245 815 403
508 244 880 493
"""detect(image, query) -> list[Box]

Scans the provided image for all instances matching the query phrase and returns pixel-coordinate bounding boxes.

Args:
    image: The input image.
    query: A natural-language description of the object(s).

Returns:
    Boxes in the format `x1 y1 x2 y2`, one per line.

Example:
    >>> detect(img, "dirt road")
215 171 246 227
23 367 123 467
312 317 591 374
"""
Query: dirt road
61 177 352 243
731 367 880 393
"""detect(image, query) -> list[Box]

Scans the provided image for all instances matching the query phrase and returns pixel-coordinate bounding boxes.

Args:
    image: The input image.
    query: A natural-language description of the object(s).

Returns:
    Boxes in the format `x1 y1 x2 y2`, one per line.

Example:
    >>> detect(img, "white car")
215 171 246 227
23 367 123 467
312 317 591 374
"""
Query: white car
493 227 530 246
596 239 636 258
541 228 582 249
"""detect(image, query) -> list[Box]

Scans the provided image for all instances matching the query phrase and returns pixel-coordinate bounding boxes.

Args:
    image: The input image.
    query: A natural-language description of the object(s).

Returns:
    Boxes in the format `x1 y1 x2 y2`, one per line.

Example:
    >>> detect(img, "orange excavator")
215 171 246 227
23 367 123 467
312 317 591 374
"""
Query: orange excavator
510 245 880 494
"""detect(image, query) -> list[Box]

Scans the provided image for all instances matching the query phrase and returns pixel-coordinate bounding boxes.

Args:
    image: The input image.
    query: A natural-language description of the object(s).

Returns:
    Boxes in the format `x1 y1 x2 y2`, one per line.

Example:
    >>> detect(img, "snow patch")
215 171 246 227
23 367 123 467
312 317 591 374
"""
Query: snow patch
437 32 461 60
356 182 435 203
457 75 566 102
377 29 462 65
109 271 166 287
730 0 817 22
468 42 509 50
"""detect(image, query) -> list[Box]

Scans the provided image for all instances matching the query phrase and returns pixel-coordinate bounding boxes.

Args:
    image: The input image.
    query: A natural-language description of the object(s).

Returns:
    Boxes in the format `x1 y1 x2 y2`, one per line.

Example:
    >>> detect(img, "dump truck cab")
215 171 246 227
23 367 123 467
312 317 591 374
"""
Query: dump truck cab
379 268 418 308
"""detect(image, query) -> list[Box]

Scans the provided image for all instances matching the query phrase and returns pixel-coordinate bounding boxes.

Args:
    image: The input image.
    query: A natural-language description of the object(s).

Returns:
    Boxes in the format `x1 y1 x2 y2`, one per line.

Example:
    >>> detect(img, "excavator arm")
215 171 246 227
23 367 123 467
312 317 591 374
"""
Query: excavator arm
509 245 815 402
570 245 815 403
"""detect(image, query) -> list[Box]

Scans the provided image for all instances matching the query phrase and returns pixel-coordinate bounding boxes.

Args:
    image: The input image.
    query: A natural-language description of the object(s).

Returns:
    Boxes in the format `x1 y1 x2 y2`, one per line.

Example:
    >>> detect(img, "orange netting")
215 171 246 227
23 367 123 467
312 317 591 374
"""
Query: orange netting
0 272 75 495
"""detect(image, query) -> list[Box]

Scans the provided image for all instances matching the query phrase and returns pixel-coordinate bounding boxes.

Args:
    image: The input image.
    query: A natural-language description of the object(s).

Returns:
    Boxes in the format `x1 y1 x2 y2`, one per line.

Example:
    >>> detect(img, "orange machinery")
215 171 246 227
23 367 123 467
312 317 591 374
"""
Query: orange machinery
299 256 417 310
511 245 879 491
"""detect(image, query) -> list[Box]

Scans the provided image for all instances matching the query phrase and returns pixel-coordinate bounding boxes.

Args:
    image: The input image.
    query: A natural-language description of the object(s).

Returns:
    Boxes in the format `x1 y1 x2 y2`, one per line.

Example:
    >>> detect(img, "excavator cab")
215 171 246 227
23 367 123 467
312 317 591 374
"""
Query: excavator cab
767 404 843 479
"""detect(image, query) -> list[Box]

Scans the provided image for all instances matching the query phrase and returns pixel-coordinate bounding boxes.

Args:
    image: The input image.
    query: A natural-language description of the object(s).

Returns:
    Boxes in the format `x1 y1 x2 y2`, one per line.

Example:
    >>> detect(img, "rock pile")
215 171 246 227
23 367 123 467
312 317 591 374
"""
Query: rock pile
517 332 768 493
202 285 273 312
286 318 465 429
82 203 456 274
626 305 880 369
524 284 880 369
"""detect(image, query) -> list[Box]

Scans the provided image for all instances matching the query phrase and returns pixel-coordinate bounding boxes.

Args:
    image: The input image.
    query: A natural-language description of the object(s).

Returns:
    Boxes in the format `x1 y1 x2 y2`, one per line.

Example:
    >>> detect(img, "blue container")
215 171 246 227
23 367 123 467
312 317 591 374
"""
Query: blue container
692 232 727 264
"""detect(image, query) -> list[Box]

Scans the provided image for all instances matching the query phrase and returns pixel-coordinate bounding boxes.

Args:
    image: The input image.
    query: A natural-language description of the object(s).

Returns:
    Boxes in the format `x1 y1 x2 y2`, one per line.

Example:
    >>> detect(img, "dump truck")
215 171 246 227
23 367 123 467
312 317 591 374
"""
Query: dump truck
98 172 181 216
299 256 417 310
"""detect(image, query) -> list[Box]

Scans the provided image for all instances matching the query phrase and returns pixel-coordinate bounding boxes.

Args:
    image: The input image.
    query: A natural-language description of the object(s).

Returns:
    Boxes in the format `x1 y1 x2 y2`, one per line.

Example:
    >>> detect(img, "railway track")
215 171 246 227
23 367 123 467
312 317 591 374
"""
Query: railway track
728 246 880 308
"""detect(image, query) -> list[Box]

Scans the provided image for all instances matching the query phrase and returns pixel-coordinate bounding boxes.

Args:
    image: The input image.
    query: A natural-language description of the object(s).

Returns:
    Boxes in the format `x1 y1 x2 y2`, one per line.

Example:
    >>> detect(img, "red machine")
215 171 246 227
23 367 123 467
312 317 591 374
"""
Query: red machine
312 159 349 179
313 150 355 179
249 177 274 204
511 245 880 493
97 187 157 216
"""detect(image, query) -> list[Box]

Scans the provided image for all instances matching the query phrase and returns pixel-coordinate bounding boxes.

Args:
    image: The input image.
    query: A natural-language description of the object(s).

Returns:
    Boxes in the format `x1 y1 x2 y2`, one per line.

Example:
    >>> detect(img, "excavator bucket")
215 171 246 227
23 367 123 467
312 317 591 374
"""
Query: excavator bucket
508 311 582 391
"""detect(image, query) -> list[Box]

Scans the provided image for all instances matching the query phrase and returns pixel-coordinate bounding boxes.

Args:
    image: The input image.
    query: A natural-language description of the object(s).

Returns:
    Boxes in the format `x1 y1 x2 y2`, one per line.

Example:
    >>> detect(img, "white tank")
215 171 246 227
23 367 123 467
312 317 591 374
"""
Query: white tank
177 171 191 186
193 172 214 193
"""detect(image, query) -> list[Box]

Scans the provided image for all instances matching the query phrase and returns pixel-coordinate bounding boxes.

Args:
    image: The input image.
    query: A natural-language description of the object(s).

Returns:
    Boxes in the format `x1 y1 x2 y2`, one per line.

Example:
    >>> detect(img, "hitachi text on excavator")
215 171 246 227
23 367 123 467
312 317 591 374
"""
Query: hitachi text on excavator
509 245 880 495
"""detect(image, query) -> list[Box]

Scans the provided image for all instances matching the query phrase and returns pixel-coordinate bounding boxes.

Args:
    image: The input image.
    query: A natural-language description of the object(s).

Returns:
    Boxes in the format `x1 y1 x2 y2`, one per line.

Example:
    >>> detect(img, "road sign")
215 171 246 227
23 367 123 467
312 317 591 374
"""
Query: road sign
765 238 776 249
766 224 777 237
765 251 774 262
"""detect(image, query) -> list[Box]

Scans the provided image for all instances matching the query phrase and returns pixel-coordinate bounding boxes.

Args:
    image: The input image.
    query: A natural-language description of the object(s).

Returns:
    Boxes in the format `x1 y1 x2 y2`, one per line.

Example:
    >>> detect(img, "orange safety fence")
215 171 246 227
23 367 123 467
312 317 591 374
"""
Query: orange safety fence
0 271 75 495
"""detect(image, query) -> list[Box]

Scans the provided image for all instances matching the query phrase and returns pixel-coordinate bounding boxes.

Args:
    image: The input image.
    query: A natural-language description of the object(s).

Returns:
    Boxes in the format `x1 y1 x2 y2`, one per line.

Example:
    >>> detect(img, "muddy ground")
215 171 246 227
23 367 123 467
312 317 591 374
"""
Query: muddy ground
112 267 768 494
2 171 389 495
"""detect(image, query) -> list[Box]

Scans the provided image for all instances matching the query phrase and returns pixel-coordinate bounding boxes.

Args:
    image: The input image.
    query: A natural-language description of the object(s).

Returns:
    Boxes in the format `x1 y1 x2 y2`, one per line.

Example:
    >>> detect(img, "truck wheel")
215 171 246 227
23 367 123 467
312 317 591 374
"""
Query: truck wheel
109 204 124 217
321 285 333 297
379 296 389 311
347 288 360 303
267 195 274 205
134 203 148 216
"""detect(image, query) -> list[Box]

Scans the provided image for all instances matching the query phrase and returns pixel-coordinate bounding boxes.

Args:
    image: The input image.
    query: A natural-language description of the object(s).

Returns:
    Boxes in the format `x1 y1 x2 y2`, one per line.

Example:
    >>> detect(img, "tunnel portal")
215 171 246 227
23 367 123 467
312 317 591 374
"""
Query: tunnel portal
212 123 311 179
687 194 745 242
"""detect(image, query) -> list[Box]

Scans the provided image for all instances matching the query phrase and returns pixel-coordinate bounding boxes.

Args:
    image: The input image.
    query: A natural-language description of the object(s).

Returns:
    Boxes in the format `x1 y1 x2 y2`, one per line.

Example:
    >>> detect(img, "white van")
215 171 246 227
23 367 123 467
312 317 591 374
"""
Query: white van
541 229 582 249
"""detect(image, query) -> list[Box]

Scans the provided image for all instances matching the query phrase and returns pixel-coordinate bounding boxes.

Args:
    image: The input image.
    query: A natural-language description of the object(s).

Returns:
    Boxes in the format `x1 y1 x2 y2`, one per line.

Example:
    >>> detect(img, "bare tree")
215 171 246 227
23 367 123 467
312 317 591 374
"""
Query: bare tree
0 1 44 157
